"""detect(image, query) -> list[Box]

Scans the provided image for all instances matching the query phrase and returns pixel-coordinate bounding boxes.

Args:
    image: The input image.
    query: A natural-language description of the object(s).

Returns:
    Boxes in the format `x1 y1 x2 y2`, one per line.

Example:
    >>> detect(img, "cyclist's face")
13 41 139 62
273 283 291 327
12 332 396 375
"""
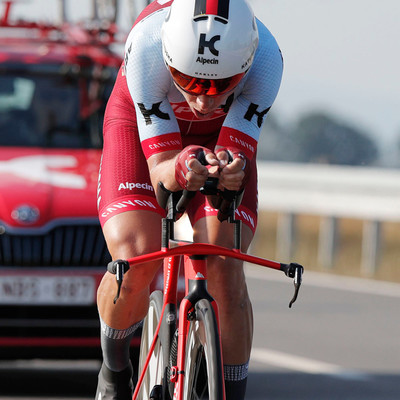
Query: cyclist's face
174 84 232 120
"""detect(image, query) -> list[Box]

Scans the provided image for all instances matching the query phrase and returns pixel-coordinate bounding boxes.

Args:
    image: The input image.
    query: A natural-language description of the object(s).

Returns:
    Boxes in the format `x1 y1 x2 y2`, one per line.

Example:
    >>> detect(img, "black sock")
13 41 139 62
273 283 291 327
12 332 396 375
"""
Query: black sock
224 377 248 400
99 316 142 372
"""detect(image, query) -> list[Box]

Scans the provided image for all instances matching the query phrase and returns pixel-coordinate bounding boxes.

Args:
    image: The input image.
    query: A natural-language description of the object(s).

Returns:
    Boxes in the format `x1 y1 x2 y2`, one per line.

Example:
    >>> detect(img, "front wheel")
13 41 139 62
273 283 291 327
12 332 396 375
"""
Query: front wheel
183 299 225 400
137 290 166 399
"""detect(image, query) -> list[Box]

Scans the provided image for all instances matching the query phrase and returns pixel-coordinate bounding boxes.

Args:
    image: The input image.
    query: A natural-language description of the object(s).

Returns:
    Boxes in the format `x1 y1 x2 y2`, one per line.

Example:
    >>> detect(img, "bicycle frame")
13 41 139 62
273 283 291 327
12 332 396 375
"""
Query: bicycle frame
126 227 302 399
107 189 304 400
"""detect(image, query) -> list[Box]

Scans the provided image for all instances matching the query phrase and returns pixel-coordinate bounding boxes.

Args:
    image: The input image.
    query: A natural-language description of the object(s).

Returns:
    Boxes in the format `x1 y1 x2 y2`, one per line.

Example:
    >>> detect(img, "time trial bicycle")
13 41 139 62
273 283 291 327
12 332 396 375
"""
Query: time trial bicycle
107 181 304 400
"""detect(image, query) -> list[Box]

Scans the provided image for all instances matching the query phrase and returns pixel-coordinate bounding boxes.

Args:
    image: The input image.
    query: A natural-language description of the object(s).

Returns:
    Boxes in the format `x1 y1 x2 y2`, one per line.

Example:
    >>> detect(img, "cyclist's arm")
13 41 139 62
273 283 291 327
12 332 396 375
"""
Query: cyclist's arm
146 150 219 192
124 18 218 193
124 8 183 158
214 147 247 192
216 19 283 160
146 150 180 192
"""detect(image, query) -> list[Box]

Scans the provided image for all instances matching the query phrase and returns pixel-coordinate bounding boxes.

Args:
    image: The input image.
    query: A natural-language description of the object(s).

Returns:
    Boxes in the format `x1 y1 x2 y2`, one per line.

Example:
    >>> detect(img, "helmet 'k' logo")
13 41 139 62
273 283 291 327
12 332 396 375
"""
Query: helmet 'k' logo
198 33 220 56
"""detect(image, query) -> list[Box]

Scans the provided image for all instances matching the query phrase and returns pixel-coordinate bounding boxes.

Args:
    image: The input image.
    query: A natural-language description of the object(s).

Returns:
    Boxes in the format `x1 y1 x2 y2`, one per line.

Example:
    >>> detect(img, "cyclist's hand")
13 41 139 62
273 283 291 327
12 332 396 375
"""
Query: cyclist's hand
215 147 250 191
175 145 219 190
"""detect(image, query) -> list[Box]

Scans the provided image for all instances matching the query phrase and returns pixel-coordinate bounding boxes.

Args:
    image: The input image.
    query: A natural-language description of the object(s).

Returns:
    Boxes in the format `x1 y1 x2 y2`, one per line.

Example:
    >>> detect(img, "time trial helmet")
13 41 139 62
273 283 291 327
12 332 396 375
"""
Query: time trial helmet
161 0 259 97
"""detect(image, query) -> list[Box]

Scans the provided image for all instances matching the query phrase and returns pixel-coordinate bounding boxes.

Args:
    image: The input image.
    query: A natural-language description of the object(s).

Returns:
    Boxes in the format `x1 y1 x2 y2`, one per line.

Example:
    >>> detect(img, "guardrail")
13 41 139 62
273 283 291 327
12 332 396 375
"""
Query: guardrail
257 161 400 276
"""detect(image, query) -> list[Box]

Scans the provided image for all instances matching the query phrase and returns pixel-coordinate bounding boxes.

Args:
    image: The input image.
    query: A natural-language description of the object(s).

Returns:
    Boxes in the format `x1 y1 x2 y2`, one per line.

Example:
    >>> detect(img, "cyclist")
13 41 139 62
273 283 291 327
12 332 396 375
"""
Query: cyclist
95 0 283 399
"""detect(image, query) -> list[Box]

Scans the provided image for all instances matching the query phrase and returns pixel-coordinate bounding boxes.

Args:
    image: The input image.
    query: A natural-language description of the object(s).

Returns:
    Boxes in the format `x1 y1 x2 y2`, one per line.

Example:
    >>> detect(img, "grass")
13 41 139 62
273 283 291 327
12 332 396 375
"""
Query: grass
253 211 400 283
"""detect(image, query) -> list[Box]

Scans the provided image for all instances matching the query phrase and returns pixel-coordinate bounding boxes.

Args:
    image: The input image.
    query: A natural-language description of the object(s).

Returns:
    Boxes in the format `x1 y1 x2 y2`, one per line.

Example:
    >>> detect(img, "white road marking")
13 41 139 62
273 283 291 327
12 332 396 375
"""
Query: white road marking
251 348 369 381
245 265 400 298
0 359 100 371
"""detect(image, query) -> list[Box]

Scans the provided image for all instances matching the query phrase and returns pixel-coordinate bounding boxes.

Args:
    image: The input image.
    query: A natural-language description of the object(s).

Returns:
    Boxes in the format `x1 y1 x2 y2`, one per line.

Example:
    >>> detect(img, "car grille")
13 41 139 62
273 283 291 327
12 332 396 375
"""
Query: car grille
0 223 111 267
0 222 112 359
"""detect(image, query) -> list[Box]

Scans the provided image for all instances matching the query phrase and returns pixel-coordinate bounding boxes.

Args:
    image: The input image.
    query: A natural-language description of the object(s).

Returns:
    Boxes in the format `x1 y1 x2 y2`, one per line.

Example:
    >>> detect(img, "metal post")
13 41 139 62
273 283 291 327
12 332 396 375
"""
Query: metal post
94 0 118 22
361 220 381 277
318 216 338 269
276 213 296 261
59 0 67 23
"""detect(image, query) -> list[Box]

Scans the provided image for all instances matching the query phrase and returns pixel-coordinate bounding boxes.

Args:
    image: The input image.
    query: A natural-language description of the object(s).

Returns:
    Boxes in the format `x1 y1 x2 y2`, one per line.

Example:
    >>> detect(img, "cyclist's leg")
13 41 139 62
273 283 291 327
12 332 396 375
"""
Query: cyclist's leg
96 210 163 400
98 210 163 357
98 210 163 328
96 68 165 399
188 159 258 400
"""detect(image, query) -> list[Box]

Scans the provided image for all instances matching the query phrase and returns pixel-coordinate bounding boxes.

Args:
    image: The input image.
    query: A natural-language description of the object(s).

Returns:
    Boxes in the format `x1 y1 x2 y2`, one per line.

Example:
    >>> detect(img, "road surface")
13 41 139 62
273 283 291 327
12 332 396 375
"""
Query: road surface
0 268 399 399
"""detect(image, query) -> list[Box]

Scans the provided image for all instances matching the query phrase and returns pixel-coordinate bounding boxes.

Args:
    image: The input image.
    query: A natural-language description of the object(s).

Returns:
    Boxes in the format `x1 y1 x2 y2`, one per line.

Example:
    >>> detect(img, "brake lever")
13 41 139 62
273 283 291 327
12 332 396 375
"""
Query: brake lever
107 259 130 304
282 262 304 308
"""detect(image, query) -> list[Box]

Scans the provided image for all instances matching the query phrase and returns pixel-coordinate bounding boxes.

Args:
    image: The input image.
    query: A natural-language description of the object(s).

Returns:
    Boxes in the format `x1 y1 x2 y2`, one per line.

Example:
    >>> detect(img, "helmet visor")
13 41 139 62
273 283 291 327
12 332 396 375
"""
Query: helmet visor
168 66 245 97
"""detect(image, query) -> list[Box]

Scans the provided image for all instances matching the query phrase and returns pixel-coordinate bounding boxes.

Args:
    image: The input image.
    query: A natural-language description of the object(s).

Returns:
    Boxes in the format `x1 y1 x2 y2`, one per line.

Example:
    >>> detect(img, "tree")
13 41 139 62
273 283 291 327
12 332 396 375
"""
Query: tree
287 112 379 165
257 111 379 166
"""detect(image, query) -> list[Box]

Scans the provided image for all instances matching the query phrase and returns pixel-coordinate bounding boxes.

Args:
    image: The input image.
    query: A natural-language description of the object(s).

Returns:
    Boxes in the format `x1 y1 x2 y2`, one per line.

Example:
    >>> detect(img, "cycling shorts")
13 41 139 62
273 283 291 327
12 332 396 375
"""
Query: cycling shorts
97 73 258 234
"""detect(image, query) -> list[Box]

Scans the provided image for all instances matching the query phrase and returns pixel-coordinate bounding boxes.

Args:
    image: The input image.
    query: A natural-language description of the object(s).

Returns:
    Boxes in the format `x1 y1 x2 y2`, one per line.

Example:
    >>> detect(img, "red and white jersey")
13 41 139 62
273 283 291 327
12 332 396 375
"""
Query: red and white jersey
123 0 283 160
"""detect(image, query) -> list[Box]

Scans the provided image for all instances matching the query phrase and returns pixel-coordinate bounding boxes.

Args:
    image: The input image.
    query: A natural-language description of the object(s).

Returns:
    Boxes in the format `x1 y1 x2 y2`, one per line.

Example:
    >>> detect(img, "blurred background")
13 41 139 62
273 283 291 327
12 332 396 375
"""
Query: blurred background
13 0 400 166
250 0 400 284
8 0 400 283
0 1 399 399
253 0 400 168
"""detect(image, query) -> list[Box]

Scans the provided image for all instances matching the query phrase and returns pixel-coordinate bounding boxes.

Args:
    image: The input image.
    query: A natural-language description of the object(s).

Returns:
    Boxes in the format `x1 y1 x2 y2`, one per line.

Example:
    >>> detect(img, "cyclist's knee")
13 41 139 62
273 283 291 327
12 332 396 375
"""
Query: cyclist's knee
100 211 162 295
98 262 157 300
102 211 161 259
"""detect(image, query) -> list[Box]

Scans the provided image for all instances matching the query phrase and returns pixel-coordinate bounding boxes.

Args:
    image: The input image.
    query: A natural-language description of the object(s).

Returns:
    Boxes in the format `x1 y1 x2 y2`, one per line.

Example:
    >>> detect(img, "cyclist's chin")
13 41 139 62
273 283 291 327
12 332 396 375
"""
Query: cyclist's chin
192 108 215 120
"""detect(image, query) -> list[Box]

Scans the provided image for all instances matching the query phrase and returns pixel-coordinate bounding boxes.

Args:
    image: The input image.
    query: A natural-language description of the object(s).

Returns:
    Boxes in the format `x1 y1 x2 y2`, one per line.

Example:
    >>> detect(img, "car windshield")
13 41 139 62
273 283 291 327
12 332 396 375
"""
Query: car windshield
0 64 115 149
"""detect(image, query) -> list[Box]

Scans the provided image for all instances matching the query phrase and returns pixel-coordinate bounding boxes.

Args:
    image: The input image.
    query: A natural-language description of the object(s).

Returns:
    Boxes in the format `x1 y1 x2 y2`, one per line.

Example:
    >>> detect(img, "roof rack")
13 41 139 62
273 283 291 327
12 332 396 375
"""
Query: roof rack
0 0 125 45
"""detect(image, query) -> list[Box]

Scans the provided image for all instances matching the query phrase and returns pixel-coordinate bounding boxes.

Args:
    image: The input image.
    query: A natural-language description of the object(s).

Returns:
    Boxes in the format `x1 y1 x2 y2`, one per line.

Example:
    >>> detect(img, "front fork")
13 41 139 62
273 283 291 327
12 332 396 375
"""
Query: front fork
171 255 226 400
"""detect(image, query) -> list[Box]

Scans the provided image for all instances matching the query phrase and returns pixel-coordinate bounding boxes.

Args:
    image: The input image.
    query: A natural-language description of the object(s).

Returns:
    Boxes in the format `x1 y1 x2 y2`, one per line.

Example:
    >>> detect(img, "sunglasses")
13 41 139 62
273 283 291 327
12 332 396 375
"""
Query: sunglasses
168 66 245 97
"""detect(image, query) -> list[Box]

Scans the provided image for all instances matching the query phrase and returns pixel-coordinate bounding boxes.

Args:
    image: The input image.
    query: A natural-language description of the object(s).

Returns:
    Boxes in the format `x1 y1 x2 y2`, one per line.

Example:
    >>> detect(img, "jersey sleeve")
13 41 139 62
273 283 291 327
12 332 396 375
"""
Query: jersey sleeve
217 19 283 159
123 8 183 159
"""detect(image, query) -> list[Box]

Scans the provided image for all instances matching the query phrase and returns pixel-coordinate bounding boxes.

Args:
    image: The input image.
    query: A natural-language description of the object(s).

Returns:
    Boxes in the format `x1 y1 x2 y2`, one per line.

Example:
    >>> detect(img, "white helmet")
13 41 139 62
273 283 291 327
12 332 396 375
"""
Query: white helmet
161 0 259 96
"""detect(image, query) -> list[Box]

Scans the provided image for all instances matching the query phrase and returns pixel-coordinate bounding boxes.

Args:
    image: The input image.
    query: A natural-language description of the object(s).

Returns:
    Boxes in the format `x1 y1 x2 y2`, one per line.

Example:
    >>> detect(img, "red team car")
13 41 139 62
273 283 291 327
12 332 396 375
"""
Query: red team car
0 1 142 359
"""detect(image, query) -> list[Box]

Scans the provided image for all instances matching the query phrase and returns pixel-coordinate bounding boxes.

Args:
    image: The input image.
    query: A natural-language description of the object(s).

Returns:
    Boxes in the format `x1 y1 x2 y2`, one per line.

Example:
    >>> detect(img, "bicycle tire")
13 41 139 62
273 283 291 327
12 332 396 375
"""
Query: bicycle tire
137 290 167 400
183 299 224 400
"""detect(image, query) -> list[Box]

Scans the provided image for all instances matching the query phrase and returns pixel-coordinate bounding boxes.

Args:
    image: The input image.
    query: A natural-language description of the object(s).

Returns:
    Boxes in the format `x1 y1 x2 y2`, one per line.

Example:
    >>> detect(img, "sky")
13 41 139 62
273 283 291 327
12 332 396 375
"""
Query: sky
5 0 400 162
249 1 400 151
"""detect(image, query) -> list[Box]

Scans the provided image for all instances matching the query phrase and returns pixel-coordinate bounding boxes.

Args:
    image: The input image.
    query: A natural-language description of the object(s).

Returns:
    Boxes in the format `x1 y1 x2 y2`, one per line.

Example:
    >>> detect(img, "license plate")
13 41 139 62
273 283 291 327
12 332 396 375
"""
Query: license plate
0 275 96 305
